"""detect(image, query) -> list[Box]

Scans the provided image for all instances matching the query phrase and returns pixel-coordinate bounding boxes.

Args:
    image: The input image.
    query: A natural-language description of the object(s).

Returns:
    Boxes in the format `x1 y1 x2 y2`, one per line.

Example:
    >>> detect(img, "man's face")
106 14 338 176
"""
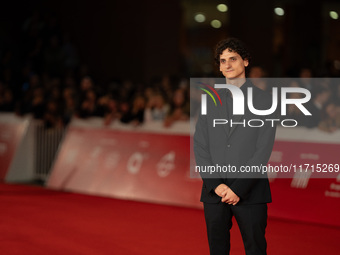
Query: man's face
219 49 249 79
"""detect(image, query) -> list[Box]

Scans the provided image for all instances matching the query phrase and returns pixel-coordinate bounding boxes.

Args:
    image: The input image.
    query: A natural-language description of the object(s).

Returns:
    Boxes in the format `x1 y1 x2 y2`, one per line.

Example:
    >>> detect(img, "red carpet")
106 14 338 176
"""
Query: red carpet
1 183 339 255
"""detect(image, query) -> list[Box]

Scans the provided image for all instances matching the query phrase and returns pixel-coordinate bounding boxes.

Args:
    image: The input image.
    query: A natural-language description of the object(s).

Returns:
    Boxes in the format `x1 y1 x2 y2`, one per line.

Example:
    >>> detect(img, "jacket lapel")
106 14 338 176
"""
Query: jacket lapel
227 80 253 138
228 113 245 138
217 90 230 136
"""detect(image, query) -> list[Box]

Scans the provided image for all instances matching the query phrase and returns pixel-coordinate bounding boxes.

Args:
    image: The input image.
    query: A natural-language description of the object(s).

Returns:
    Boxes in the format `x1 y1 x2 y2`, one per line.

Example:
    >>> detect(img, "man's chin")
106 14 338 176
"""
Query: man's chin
224 75 237 79
223 74 245 80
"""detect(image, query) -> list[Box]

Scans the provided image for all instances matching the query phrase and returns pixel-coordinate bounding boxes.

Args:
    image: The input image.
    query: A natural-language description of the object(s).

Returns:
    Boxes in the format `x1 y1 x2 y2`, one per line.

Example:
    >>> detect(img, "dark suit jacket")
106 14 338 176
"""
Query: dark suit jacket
193 79 277 205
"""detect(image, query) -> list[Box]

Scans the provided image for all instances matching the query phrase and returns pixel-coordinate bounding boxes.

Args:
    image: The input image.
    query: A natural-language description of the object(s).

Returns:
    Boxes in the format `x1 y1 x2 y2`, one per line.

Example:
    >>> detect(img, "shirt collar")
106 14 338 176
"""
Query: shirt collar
225 79 252 98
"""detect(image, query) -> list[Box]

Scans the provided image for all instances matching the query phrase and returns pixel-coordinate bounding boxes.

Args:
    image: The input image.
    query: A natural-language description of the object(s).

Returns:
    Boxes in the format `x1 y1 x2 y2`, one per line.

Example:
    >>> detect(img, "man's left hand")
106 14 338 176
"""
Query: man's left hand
221 188 240 205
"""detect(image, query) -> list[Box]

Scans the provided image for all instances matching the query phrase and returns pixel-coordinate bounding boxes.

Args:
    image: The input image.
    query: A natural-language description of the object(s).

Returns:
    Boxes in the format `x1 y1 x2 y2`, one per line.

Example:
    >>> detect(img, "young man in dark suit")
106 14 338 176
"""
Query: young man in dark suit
194 38 277 255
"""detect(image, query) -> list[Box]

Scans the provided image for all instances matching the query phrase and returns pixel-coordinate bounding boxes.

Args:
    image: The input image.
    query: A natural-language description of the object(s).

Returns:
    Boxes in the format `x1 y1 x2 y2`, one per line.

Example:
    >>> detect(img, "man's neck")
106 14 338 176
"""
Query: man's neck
226 77 246 88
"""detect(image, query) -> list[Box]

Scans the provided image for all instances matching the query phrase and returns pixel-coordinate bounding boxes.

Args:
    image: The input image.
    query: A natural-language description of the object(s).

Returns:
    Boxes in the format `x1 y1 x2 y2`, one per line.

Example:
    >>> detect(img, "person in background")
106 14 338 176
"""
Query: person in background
0 88 15 112
30 87 45 119
144 93 169 122
44 100 63 128
79 76 94 94
62 87 77 125
304 87 331 128
77 89 98 118
95 94 120 126
298 67 313 91
120 95 145 126
318 102 340 133
163 88 189 127
286 92 305 126
249 65 268 91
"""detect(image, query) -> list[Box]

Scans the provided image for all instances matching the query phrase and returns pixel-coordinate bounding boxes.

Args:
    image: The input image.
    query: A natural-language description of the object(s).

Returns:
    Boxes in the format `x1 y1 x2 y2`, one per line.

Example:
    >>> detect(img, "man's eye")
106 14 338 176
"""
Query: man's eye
221 59 226 63
231 57 236 61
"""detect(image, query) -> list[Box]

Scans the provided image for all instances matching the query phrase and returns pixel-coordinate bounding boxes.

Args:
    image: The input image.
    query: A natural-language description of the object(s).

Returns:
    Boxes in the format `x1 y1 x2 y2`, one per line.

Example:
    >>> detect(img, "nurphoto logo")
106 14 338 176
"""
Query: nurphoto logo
199 83 311 128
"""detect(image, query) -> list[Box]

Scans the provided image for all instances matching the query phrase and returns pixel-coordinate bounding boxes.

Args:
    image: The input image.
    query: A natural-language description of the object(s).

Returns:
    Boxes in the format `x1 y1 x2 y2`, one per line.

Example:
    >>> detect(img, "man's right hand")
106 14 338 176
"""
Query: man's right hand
214 184 229 197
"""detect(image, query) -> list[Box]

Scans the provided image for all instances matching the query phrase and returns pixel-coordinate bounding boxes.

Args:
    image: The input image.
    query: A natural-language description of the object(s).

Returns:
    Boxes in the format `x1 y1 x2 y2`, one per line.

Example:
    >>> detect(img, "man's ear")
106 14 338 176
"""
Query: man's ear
244 59 249 67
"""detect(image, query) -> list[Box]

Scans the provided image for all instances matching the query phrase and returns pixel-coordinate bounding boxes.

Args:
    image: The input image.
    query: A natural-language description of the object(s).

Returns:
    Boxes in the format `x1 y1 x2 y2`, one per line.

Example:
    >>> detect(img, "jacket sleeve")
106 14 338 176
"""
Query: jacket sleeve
193 113 224 193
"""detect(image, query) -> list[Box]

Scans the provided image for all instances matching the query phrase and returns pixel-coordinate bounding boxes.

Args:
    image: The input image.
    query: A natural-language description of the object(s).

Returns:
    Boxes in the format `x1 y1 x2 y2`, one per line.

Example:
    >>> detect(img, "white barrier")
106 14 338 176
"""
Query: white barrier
35 121 65 181
47 117 340 227
0 113 65 182
0 113 34 182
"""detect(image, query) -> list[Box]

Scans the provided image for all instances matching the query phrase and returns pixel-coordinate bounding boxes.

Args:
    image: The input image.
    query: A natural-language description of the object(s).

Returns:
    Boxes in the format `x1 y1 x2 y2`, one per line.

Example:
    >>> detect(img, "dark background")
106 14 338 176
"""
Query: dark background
1 0 340 84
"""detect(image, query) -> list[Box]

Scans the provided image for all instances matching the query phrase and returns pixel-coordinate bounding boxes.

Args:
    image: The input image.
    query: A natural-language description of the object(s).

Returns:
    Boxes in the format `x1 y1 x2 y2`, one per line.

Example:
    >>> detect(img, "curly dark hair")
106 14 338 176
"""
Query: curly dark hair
214 38 251 65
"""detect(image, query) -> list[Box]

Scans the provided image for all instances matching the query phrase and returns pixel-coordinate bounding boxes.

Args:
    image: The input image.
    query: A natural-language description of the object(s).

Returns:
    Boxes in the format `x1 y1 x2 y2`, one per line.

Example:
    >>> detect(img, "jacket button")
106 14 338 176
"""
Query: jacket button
227 144 231 148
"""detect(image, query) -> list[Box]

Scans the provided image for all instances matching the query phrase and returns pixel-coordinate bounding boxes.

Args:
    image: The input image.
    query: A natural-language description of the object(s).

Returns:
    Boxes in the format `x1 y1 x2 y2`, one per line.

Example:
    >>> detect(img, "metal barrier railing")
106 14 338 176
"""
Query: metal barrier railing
34 121 65 181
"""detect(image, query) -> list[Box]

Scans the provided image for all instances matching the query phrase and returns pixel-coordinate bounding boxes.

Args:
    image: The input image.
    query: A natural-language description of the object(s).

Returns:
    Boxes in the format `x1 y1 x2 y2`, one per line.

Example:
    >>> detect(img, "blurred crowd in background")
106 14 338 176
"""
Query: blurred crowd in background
1 10 340 133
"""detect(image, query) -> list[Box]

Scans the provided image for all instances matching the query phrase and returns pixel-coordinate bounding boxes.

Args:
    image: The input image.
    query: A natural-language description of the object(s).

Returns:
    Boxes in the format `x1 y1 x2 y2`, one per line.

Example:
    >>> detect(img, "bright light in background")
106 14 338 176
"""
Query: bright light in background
194 13 206 23
329 11 339 20
274 7 285 16
211 20 222 28
217 4 228 12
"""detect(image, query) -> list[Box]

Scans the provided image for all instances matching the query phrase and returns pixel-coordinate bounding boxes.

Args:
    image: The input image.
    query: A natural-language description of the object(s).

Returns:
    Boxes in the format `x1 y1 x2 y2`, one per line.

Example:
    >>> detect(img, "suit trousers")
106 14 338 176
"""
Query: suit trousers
203 202 268 255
